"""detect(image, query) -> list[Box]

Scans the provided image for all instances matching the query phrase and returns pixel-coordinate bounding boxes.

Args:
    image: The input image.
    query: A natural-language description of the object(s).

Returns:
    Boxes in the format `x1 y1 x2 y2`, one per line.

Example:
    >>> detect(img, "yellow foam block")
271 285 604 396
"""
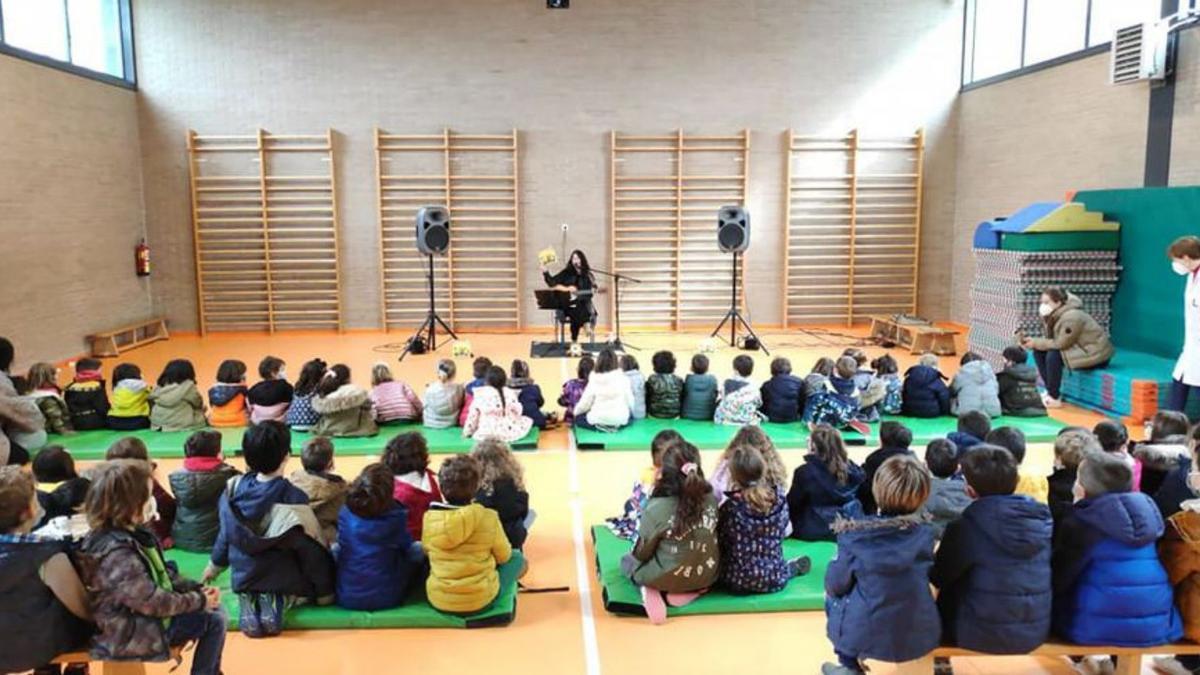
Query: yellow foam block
1027 202 1120 232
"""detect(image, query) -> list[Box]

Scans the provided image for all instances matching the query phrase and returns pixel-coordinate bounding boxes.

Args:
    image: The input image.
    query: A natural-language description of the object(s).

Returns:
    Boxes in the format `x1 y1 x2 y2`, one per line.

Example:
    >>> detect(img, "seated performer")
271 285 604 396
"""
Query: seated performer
541 249 596 345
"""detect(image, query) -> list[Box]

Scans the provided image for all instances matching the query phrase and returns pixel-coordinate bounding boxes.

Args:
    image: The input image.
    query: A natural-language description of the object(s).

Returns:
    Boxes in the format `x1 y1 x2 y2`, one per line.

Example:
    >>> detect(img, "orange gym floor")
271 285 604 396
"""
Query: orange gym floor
59 328 1158 675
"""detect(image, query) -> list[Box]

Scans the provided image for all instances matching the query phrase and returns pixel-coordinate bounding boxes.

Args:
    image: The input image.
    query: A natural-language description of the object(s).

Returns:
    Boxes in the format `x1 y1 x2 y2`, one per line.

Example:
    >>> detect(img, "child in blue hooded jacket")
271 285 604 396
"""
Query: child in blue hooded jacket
787 424 865 541
822 454 939 675
1052 452 1182 647
932 444 1053 654
335 463 423 611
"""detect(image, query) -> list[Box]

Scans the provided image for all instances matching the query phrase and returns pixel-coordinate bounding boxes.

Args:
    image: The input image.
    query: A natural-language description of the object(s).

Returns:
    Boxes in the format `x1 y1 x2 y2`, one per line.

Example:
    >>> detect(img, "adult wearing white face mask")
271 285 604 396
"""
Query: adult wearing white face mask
1167 236 1200 412
1020 286 1114 408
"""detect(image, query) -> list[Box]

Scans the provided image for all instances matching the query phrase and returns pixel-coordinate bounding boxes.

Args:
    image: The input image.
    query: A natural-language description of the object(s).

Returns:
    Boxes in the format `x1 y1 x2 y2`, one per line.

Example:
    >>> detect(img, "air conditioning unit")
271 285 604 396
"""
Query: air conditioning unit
1111 5 1199 85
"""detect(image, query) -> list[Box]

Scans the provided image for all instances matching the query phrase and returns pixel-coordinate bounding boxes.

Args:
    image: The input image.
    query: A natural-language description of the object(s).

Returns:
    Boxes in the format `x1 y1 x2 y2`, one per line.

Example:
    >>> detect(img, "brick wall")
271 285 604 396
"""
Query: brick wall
132 0 964 331
0 56 150 367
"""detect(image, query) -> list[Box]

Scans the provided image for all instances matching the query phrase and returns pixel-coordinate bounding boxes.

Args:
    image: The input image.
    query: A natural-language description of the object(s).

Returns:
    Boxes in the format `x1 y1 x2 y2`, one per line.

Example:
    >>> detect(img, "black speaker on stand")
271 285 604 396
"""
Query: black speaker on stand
710 205 769 355
399 206 458 362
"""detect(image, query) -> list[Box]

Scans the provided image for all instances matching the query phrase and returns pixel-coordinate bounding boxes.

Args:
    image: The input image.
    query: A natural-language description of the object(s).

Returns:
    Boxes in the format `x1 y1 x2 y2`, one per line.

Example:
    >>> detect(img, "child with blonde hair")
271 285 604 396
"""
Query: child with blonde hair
370 362 422 424
423 359 464 429
26 362 72 435
901 353 951 418
711 425 789 502
472 438 532 549
823 455 938 674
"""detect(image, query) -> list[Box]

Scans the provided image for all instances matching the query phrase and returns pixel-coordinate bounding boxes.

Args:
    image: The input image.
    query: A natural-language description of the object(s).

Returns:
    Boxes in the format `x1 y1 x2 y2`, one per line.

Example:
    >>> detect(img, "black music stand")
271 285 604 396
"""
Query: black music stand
398 254 457 362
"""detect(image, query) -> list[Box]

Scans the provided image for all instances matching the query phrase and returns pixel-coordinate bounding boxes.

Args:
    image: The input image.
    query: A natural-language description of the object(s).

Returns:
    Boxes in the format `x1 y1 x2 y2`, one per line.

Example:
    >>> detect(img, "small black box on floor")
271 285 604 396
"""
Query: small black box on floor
547 0 568 7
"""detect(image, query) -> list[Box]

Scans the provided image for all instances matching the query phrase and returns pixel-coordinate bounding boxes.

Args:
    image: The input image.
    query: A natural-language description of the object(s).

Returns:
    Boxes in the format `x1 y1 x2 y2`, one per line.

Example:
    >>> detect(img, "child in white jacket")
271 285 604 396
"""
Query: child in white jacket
574 349 635 432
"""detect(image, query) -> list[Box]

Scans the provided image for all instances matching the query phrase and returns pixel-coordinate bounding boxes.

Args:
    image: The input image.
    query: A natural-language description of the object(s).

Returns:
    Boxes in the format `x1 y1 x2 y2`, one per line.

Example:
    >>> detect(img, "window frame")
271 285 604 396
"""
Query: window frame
0 0 136 90
961 0 1149 91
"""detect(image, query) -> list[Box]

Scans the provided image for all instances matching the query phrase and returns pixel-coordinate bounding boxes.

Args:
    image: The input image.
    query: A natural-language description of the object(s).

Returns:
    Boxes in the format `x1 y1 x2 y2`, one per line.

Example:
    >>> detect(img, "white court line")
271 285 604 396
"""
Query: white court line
564 356 602 675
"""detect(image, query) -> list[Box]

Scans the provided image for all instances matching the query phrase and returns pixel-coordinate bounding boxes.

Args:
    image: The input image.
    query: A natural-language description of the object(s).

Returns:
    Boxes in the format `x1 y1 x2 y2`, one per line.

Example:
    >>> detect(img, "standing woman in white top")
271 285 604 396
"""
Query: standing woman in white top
1167 236 1200 412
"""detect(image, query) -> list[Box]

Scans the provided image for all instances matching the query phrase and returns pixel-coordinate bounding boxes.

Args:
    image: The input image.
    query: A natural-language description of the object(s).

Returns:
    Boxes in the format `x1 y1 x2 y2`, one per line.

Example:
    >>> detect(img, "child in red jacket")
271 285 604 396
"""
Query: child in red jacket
383 432 443 540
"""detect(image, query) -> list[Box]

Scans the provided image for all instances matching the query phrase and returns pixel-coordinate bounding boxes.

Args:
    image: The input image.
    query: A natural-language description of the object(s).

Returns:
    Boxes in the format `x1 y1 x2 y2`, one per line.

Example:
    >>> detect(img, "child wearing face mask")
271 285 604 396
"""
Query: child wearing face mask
248 356 294 424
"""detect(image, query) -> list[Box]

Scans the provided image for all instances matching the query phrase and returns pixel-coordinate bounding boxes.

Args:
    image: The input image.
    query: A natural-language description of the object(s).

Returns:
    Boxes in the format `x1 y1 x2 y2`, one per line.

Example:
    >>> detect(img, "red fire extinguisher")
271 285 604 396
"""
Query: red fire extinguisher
135 239 151 277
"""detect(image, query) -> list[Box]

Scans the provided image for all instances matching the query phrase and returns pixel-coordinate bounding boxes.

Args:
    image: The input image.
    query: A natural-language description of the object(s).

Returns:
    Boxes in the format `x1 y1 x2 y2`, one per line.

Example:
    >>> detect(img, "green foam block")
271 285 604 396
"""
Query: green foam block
999 231 1120 252
46 423 539 461
167 548 523 630
573 415 1065 451
592 525 834 616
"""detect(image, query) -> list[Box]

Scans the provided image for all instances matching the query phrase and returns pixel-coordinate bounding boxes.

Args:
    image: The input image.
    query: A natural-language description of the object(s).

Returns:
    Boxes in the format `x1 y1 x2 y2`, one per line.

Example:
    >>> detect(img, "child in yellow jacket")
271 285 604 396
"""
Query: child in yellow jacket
107 363 151 431
422 455 513 614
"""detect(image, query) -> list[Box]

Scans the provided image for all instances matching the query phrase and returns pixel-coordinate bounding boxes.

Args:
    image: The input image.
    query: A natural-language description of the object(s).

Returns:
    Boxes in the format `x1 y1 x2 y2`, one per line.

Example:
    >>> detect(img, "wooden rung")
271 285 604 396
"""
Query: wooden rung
266 186 333 192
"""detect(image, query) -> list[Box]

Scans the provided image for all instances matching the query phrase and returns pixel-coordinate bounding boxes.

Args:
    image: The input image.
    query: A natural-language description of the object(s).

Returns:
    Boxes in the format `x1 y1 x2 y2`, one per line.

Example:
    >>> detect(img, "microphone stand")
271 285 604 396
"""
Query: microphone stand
591 267 641 351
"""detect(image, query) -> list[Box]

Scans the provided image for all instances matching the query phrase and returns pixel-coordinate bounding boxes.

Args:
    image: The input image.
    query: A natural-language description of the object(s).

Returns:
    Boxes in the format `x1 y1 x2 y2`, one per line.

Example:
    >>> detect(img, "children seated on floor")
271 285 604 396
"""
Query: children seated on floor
621 354 647 421
32 445 89 524
950 352 1001 418
985 426 1047 504
922 438 969 538
312 364 378 438
0 465 92 675
681 354 718 421
822 454 938 675
289 437 348 546
1138 410 1192 498
203 421 335 637
459 357 493 427
1093 419 1141 491
170 429 240 552
574 348 634 432
844 349 887 423
621 438 718 625
423 358 465 429
607 429 680 540
804 357 835 398
646 350 684 419
559 355 593 426
248 355 293 424
286 358 327 431
870 354 903 416
996 346 1047 417
711 425 789 503
714 354 763 426
150 359 207 433
64 357 109 430
423 454 515 615
208 359 249 428
858 421 914 516
507 359 554 430
901 353 950 419
932 444 1052 655
719 443 810 594
27 362 72 435
1052 452 1182 649
370 362 422 425
1154 421 1200 519
805 357 868 436
463 366 533 443
787 424 864 541
473 438 532 550
384 432 443 540
761 357 805 424
1158 472 1200 645
105 437 177 548
81 459 226 675
108 362 151 431
1047 428 1098 533
335 462 424 611
948 410 991 455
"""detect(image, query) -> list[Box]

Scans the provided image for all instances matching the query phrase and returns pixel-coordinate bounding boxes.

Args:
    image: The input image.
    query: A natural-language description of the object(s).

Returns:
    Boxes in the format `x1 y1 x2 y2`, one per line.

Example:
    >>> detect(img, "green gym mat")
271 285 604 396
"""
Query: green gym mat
45 423 539 461
591 525 834 616
167 548 524 630
999 231 1120 252
573 415 1066 451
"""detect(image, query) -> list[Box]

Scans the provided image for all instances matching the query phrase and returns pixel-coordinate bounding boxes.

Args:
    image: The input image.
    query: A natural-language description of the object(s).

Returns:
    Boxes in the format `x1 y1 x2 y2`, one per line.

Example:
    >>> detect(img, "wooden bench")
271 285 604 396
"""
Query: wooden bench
87 317 169 358
52 647 184 674
868 315 959 356
891 641 1200 675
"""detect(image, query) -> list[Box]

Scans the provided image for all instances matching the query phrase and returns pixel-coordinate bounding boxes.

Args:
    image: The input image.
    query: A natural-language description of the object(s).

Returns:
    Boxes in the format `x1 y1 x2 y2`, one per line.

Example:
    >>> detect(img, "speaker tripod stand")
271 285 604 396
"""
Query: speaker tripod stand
710 250 769 355
398 254 457 362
